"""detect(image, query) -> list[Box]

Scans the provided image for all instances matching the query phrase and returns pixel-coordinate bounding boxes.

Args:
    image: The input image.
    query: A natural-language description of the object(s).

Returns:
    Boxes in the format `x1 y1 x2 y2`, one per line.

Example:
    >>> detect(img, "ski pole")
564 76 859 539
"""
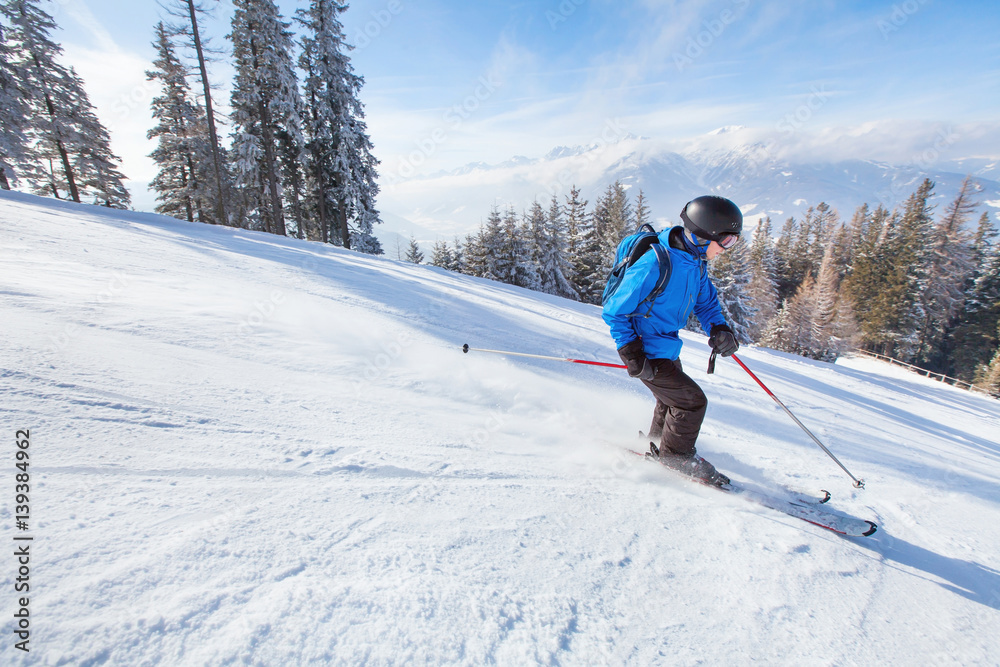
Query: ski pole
730 353 866 489
462 344 627 370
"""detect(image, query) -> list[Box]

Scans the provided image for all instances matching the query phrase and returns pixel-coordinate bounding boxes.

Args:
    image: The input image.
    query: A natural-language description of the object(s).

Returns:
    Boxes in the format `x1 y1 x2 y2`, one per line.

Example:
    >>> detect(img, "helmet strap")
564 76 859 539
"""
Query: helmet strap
686 229 711 249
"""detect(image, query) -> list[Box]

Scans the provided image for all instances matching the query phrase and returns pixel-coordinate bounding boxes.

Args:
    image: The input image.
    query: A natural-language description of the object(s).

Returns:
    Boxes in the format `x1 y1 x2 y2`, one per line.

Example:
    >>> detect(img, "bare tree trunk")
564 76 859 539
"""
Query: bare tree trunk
186 0 227 225
338 199 349 249
256 99 285 236
31 55 80 203
315 162 328 243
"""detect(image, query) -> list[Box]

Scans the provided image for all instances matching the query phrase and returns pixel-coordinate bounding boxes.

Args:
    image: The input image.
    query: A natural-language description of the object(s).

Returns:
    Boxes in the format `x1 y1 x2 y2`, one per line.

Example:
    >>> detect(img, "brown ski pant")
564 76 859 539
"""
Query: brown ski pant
641 358 707 457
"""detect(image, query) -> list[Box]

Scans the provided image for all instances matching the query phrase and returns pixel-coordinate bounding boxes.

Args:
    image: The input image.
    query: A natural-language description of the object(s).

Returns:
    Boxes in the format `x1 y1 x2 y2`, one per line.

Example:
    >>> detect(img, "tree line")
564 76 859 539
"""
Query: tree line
413 179 1000 395
0 0 130 206
1 0 382 252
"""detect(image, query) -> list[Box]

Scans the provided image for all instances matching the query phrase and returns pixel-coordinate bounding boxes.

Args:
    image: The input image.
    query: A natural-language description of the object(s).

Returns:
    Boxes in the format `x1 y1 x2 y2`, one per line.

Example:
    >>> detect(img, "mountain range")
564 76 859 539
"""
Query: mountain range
374 130 1000 252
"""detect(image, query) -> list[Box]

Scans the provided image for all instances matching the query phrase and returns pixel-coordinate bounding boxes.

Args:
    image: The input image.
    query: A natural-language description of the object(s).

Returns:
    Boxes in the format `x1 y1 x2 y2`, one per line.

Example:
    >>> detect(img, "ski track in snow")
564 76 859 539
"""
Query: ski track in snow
1 190 1000 665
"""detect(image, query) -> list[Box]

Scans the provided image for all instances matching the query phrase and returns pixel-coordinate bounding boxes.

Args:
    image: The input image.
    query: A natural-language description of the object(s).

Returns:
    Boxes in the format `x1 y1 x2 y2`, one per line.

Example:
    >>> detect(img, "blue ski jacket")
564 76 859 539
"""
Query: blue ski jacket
602 226 727 360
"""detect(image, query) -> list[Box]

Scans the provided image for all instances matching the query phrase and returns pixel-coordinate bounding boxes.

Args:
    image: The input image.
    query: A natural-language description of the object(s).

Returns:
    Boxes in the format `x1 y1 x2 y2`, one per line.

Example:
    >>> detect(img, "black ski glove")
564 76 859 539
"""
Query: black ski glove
709 324 739 357
618 339 655 381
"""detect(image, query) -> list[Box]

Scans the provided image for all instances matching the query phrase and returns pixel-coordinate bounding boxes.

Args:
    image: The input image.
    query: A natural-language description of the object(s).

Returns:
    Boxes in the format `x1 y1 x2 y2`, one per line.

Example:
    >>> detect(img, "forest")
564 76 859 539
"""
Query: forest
415 178 1000 395
0 0 381 250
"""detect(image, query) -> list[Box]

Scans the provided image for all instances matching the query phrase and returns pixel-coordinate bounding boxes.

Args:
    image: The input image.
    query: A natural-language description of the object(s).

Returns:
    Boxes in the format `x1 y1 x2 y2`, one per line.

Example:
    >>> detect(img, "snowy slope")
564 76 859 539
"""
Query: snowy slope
2 190 1000 665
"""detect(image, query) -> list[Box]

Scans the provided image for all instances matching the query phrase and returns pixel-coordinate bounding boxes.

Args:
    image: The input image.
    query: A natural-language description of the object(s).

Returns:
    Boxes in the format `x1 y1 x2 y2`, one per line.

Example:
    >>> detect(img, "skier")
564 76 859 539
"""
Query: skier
602 195 743 485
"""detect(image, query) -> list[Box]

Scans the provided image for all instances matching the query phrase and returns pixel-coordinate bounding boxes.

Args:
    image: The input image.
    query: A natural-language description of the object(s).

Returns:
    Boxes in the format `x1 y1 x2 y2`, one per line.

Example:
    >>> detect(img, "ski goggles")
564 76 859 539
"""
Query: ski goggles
717 233 740 250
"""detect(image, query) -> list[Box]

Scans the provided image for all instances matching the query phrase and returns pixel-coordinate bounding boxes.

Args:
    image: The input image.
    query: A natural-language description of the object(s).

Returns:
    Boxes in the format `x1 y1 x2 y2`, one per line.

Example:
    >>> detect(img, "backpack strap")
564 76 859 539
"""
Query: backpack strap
629 242 672 319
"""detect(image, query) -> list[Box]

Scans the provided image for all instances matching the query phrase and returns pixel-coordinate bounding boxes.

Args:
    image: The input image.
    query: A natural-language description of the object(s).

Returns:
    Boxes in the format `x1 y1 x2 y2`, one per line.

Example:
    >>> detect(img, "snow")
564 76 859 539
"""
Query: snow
2 189 1000 664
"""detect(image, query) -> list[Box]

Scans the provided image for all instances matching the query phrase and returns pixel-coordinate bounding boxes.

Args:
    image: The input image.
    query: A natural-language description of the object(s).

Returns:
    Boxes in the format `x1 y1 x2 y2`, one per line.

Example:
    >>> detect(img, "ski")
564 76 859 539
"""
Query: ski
718 482 876 537
624 447 876 537
634 433 831 505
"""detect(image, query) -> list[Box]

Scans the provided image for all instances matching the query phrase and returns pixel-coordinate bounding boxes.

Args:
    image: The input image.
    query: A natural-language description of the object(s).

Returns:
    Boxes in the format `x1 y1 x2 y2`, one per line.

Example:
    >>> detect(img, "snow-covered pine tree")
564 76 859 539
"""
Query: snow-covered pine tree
510 207 540 290
297 0 381 251
843 204 891 349
404 236 423 264
485 207 514 284
635 188 650 228
773 216 798 302
759 300 791 352
529 197 576 299
947 212 1000 381
65 70 132 208
229 0 303 236
564 185 599 302
450 236 464 272
592 181 634 279
913 176 977 368
473 206 505 280
147 22 217 223
161 0 232 226
974 323 1000 396
810 202 839 273
3 0 129 206
428 239 450 269
891 178 937 359
0 18 33 189
782 203 837 297
462 228 487 278
522 201 546 286
745 217 779 342
708 236 754 344
784 274 818 357
810 240 857 361
844 203 873 287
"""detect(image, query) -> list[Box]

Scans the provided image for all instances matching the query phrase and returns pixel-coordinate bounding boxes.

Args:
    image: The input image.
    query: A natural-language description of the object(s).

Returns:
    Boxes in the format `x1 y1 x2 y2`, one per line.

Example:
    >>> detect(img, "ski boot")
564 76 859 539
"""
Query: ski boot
647 443 730 487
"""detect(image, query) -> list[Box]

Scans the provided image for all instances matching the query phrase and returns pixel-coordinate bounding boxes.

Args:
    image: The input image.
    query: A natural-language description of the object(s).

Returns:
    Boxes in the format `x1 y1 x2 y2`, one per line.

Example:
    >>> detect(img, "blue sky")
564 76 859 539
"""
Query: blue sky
47 0 1000 209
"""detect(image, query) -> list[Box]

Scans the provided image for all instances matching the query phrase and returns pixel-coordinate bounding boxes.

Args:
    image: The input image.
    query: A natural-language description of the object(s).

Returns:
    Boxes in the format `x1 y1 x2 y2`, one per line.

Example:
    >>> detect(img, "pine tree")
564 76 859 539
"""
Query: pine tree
564 185 597 302
781 204 837 297
65 72 132 208
759 301 791 352
509 207 540 290
784 274 818 357
0 19 33 189
973 321 1000 396
462 227 487 278
529 198 576 299
161 0 232 225
147 22 217 223
635 188 650 228
404 236 423 264
773 216 798 302
297 0 381 251
592 181 634 279
745 217 779 342
449 236 464 272
228 0 303 235
948 212 1000 381
811 241 857 360
914 176 977 368
893 178 937 359
429 239 452 269
474 206 505 280
709 236 754 344
3 0 129 206
843 204 889 348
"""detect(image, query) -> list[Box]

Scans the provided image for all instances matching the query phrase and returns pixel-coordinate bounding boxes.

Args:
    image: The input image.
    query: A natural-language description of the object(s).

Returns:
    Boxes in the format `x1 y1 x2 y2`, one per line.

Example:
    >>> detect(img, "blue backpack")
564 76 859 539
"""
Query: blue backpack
601 223 672 318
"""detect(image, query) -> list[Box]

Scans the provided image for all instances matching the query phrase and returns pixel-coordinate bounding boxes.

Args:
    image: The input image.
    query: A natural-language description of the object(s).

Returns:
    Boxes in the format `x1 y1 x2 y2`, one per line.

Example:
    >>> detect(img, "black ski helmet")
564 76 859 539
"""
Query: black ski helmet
680 195 743 243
